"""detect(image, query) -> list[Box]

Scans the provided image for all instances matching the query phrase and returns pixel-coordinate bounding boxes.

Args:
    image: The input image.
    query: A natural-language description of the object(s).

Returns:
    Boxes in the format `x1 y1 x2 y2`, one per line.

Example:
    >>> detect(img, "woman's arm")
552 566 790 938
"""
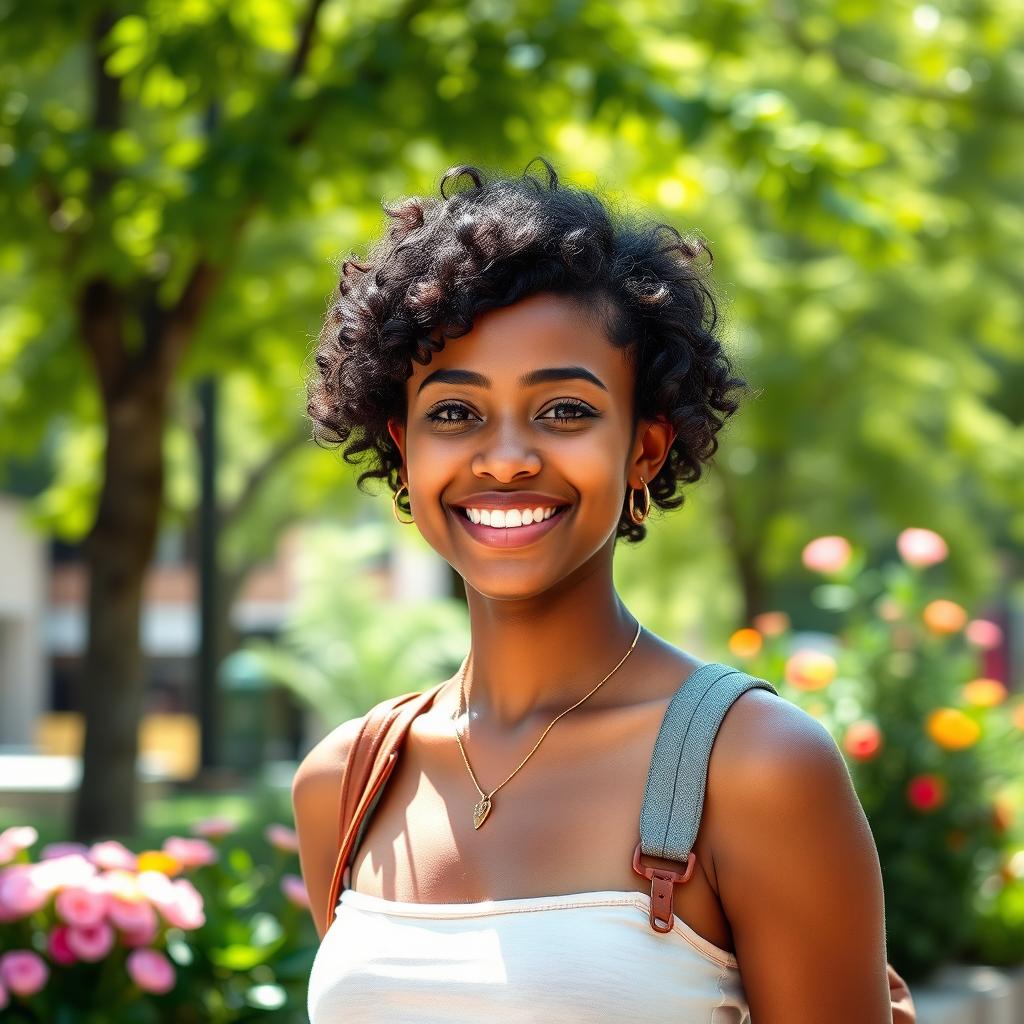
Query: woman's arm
708 689 894 1023
291 716 365 940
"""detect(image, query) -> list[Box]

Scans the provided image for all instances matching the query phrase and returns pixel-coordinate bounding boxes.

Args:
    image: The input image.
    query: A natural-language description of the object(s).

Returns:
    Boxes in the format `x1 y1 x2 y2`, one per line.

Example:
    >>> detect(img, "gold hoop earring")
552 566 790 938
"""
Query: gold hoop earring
393 482 414 524
628 475 651 525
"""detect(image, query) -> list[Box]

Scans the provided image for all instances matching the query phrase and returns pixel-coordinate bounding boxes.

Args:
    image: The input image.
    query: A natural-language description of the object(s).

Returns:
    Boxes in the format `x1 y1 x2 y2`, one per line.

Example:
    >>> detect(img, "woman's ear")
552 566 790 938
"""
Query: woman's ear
386 418 407 471
629 415 676 487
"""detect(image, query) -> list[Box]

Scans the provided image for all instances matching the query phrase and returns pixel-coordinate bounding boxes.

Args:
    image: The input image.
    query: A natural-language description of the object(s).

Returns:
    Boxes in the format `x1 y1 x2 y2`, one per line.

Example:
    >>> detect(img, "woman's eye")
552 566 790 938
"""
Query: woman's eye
425 402 478 428
540 399 596 423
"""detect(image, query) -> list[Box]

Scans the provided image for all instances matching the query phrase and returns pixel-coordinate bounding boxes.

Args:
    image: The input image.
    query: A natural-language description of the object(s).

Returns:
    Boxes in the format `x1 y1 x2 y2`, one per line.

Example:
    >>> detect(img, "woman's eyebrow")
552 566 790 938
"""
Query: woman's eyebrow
417 365 608 394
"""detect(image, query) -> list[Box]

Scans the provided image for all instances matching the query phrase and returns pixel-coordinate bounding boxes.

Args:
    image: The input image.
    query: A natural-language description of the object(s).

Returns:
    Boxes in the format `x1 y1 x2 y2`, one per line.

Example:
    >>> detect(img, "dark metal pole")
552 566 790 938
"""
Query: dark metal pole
197 376 220 771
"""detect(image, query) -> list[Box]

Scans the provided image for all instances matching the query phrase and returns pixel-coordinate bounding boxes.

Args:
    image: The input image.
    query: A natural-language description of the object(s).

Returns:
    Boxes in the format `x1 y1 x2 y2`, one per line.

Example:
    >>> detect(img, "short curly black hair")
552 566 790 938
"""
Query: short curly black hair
308 158 753 542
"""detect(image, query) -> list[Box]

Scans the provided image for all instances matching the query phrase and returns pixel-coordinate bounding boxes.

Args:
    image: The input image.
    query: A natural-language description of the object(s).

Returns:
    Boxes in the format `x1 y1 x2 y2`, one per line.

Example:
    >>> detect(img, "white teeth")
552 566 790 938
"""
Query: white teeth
461 505 564 528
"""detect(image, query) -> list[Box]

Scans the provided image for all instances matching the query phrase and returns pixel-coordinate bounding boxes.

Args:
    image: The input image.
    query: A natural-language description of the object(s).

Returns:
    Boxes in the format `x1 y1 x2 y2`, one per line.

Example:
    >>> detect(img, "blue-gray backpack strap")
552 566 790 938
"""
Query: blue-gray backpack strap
640 661 780 863
632 661 779 932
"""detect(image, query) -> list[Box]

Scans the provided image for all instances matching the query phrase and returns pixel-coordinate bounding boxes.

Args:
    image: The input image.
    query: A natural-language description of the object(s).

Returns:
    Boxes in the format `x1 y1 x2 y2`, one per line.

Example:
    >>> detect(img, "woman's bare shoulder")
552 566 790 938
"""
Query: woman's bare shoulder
291 714 368 801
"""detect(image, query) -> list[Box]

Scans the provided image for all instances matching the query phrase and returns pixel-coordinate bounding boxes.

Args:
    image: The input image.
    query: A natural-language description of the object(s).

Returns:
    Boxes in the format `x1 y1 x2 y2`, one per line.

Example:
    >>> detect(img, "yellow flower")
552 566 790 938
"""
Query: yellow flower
926 708 981 750
135 850 182 876
728 628 762 658
961 678 1008 708
784 650 837 691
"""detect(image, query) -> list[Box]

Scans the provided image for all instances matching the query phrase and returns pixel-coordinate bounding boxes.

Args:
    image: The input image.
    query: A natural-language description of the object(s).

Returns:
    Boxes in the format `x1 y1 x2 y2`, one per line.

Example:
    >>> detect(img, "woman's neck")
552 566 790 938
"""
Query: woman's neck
456 575 643 729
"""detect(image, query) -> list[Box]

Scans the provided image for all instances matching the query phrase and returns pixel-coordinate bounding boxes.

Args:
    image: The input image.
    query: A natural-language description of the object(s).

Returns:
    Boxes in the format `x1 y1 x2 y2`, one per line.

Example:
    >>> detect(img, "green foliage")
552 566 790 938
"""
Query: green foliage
247 519 469 730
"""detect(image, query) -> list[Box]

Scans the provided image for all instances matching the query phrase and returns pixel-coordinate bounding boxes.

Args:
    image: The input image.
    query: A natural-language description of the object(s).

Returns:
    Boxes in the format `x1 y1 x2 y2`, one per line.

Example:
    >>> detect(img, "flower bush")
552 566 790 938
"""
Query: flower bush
0 818 316 1022
730 528 1024 980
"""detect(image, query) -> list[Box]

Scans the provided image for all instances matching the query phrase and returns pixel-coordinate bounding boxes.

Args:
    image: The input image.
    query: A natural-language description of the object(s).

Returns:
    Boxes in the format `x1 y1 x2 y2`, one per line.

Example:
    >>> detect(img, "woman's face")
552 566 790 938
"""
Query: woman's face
387 291 674 601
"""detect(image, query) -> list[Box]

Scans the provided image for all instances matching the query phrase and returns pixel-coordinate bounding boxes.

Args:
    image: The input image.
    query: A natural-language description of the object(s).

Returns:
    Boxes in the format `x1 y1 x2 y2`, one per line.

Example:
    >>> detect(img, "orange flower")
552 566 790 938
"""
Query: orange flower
961 678 1008 708
135 851 182 877
907 773 947 812
728 628 762 658
926 708 981 750
843 721 883 761
752 611 790 637
922 599 968 635
784 650 837 691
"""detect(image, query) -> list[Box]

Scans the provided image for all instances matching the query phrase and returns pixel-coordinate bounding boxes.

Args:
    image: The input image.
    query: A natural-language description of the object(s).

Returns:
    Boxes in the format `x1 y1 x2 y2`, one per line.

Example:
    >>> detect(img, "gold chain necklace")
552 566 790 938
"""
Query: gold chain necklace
451 619 643 830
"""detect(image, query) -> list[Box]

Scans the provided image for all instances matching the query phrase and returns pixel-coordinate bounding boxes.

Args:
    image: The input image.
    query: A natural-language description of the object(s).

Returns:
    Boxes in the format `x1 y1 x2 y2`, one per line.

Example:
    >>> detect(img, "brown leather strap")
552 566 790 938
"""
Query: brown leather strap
323 683 444 926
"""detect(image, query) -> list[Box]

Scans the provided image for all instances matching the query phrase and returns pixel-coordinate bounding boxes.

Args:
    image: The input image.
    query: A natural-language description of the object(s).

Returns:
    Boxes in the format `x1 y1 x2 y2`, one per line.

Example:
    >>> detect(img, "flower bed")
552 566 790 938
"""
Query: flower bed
0 818 316 1022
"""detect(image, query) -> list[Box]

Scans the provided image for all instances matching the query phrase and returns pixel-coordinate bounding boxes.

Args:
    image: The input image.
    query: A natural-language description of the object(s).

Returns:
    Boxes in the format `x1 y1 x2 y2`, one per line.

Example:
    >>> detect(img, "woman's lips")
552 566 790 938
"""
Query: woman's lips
451 505 570 548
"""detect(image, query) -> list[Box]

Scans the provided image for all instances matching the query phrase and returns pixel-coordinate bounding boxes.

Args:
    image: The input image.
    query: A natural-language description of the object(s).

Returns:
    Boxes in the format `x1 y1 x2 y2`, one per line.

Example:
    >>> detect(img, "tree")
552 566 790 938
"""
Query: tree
0 0 672 837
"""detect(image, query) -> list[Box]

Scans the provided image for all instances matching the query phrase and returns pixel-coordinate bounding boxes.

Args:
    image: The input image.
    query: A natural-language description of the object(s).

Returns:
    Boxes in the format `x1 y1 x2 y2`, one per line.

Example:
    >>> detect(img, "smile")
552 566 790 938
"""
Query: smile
450 504 571 548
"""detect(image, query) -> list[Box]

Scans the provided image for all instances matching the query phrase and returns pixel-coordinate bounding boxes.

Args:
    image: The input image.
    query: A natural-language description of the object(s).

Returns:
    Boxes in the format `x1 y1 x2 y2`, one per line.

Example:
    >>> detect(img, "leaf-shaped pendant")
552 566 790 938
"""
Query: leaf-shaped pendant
473 796 492 830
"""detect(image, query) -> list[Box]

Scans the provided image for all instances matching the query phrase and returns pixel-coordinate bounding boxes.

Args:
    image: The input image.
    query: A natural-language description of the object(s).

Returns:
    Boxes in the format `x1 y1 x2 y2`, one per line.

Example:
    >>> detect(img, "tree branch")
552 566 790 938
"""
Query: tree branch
288 0 327 82
89 8 123 205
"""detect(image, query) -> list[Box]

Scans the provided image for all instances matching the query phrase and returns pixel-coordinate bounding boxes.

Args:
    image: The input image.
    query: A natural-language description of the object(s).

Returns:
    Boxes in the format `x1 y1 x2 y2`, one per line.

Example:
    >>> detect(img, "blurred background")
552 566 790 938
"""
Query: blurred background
1 0 1023 1020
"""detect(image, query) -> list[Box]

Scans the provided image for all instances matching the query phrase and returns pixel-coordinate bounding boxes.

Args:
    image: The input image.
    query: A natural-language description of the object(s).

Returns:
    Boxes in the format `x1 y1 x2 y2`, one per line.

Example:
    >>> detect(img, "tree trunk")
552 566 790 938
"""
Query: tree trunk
73 381 167 840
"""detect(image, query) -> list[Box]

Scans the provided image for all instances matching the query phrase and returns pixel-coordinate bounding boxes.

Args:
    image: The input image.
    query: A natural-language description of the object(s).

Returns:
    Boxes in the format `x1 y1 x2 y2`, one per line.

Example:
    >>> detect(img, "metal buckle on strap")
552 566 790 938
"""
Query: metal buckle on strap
631 842 696 933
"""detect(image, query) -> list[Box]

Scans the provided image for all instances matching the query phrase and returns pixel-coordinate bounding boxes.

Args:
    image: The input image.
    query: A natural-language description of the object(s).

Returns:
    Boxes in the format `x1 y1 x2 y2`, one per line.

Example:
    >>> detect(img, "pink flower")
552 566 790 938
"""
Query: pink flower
137 870 175 905
149 877 205 930
0 950 49 998
191 816 237 839
266 824 300 853
33 853 97 893
56 882 109 928
0 827 38 865
48 925 78 966
281 874 310 909
108 896 158 938
121 919 160 948
126 948 176 995
966 618 1003 650
66 921 115 962
89 841 137 871
897 527 948 568
0 864 49 920
801 535 852 574
40 842 91 861
162 837 217 869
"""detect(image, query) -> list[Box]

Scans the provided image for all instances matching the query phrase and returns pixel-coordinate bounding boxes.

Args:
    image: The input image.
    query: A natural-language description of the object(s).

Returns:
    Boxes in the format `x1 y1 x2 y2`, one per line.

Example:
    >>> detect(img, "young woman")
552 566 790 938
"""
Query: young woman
293 160 902 1022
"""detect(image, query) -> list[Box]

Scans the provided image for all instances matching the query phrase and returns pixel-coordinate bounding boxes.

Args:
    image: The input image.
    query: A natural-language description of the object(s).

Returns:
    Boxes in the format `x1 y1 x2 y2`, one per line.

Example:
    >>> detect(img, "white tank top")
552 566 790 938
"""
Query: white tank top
307 886 749 1023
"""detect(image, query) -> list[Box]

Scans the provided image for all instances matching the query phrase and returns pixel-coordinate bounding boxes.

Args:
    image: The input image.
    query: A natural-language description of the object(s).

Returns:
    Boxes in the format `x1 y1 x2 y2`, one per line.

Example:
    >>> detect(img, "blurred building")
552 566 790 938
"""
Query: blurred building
0 492 450 781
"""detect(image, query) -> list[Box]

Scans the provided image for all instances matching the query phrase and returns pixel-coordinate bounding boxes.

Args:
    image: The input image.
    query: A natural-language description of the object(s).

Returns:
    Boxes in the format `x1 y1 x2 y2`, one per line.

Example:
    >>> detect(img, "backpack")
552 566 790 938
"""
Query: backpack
323 662 916 1022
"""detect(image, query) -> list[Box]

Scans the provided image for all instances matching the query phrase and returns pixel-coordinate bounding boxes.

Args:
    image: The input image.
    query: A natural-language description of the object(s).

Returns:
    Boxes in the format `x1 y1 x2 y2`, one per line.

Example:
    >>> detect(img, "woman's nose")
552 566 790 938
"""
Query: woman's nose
470 419 543 481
